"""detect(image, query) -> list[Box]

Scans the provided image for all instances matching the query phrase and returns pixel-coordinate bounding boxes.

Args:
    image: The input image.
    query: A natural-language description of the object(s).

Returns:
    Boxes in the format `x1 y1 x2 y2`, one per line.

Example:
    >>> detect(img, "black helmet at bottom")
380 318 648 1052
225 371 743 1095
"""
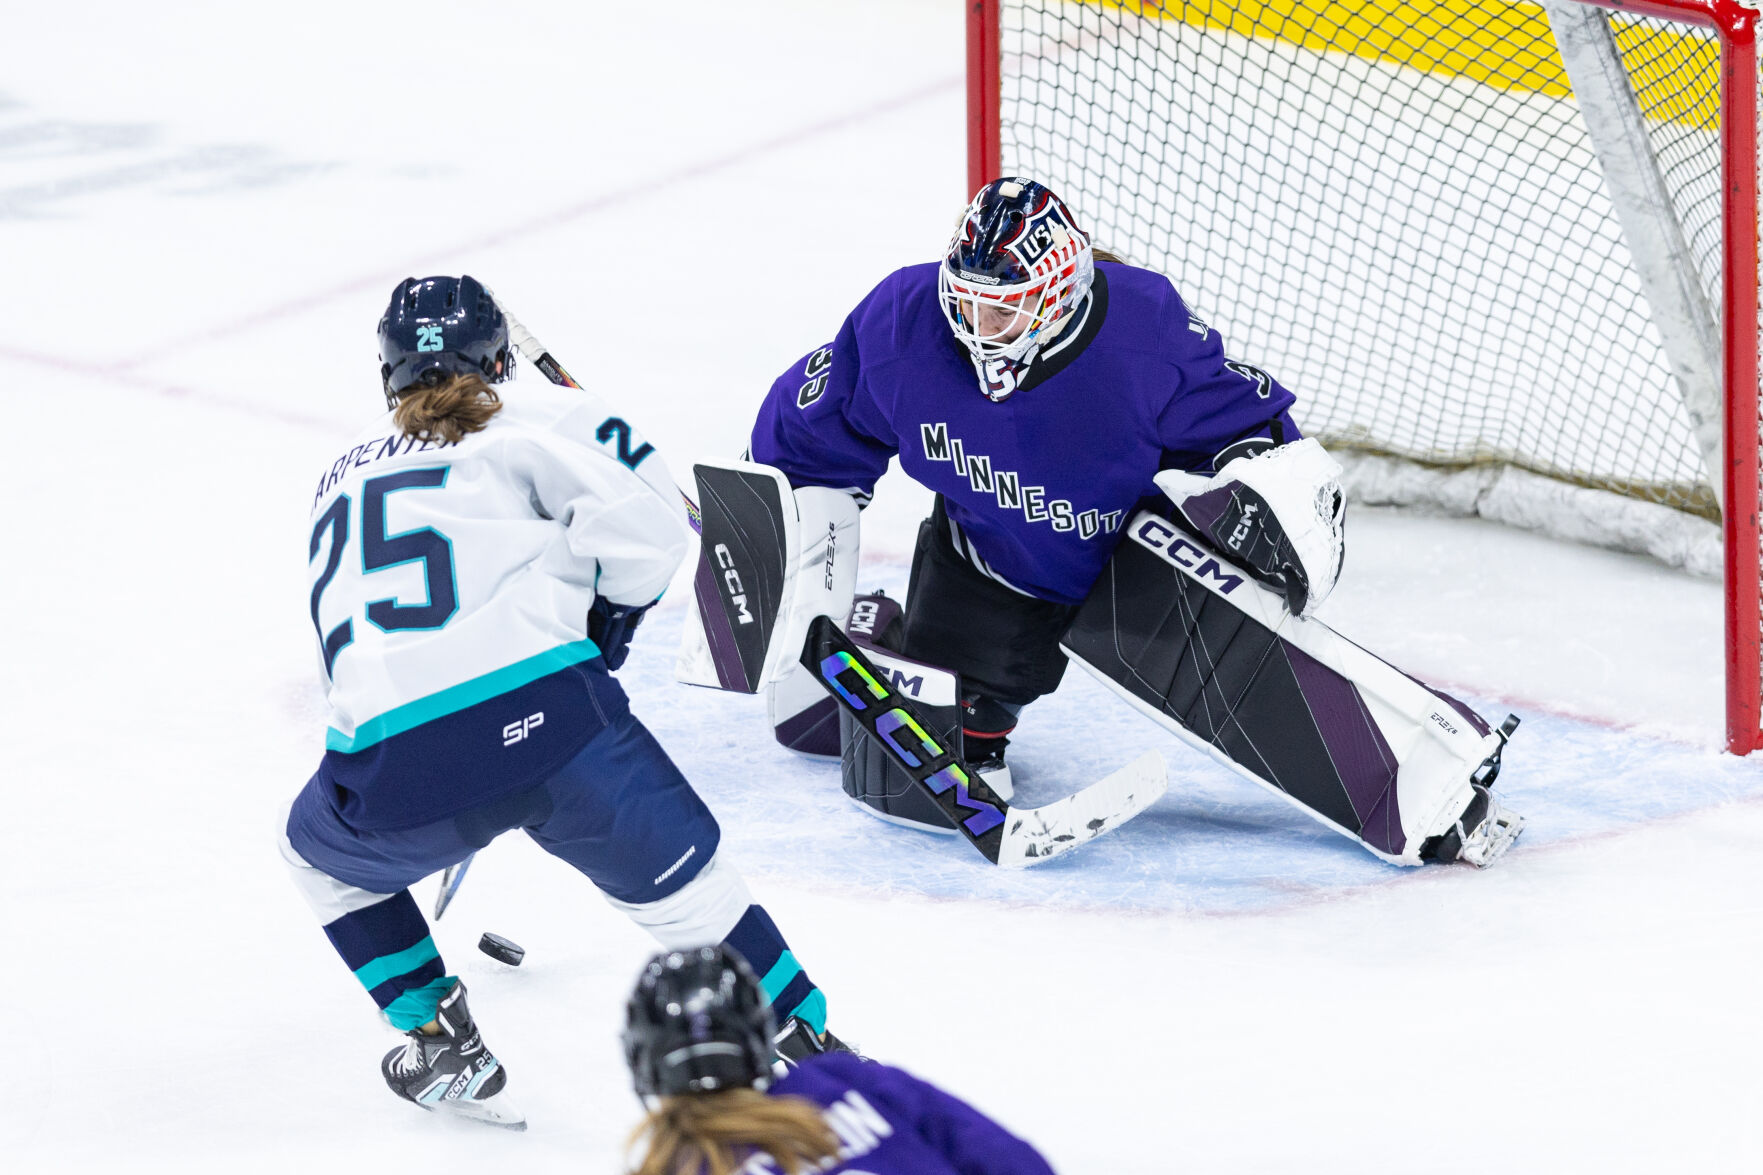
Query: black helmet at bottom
623 945 778 1098
377 274 512 407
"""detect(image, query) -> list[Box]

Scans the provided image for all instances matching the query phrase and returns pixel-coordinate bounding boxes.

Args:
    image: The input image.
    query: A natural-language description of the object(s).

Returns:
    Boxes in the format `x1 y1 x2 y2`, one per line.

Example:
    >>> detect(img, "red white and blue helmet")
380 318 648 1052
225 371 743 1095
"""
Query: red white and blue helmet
938 177 1095 366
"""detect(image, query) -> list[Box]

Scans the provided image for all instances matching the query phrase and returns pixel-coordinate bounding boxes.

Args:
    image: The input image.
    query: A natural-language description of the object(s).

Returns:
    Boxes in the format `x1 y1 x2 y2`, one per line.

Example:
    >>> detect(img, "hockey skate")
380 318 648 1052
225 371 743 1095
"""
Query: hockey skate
381 981 526 1130
965 738 1014 801
773 1016 860 1068
1424 783 1526 868
1421 717 1526 867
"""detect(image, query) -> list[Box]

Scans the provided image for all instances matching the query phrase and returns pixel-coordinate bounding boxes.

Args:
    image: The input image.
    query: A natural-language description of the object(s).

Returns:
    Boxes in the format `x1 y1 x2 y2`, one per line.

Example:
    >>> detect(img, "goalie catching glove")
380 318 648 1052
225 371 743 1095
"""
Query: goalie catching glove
1156 437 1346 616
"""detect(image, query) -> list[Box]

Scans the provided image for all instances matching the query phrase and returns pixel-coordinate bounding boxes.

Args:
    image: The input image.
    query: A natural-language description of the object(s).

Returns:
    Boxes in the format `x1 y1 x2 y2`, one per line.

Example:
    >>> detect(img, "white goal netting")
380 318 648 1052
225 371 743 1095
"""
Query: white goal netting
996 0 1743 574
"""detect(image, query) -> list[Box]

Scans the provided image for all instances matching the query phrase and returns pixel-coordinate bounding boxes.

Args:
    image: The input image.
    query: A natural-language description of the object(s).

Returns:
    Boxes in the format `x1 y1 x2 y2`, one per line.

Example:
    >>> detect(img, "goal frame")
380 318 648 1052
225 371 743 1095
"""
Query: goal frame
966 0 1762 753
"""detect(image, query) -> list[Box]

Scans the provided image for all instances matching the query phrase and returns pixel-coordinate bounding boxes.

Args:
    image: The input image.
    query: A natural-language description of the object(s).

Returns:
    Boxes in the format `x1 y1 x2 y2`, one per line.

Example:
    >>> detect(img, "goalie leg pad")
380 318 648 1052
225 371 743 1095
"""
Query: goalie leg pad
766 589 909 759
1061 511 1521 866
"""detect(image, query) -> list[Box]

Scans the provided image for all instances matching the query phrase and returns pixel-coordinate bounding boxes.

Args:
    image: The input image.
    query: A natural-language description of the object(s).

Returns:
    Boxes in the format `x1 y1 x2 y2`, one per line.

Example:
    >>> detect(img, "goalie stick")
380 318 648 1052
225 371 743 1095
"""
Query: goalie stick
803 615 1168 866
487 287 703 533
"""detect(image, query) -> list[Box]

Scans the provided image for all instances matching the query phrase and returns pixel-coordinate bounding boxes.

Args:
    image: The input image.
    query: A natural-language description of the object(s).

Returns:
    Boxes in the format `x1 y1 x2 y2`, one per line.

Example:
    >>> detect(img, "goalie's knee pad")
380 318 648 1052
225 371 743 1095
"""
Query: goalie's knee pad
1062 510 1523 866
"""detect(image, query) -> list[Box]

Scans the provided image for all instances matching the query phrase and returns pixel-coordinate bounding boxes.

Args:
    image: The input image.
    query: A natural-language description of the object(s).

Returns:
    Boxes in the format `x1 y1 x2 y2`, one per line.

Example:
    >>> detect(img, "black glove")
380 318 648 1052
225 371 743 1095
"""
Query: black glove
588 597 652 671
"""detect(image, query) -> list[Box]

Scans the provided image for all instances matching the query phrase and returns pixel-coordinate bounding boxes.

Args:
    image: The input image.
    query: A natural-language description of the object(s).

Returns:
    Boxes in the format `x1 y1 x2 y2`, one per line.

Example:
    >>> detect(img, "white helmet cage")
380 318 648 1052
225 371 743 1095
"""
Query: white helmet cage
937 179 1096 366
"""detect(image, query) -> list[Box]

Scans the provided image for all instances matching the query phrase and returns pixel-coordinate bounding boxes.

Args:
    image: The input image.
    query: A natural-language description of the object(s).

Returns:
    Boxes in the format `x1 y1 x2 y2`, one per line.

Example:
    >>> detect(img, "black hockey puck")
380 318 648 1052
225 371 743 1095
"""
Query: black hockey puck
478 932 525 966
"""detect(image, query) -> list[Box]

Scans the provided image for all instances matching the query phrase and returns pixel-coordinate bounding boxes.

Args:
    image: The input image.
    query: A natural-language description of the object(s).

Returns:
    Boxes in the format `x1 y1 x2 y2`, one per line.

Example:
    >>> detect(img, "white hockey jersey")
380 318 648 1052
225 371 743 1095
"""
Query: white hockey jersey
304 380 688 829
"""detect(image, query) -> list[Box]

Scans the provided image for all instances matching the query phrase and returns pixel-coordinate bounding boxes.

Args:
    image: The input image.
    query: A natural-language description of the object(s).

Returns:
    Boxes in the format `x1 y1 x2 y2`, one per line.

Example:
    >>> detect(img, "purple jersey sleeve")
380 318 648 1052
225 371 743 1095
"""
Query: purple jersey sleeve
750 281 902 498
1154 287 1302 472
794 1054 1057 1175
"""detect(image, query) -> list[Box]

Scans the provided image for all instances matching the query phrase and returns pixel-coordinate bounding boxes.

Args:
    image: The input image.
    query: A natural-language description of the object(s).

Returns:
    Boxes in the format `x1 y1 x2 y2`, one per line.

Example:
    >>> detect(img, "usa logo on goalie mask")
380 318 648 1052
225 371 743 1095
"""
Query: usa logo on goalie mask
1006 199 1076 274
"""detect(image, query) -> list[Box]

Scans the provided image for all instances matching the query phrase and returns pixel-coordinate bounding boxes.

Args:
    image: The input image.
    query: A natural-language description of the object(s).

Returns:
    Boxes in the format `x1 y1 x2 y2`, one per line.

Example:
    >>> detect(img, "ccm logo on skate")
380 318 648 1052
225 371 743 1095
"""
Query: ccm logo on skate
1133 517 1245 593
713 543 754 625
502 712 544 746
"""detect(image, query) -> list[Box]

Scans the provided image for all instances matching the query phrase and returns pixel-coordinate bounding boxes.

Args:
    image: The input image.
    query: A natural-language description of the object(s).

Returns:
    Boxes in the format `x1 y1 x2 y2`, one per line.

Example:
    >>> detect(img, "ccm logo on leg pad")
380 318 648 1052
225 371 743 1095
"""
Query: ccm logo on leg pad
1132 515 1245 594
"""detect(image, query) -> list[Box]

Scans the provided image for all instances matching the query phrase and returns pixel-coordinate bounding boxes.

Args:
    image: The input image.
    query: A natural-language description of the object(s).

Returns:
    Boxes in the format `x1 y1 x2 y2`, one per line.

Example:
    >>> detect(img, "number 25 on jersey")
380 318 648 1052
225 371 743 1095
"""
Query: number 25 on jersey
309 467 459 676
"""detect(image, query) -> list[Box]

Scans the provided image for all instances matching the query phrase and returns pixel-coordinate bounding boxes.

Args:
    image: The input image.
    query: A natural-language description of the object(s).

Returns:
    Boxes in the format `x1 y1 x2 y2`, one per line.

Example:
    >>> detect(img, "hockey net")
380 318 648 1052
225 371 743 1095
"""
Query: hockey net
969 0 1762 752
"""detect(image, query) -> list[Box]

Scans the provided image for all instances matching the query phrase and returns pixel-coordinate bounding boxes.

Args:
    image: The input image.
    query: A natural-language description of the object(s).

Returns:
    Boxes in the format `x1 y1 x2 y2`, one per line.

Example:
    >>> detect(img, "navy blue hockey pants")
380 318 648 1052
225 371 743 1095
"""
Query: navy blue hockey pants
281 706 826 1033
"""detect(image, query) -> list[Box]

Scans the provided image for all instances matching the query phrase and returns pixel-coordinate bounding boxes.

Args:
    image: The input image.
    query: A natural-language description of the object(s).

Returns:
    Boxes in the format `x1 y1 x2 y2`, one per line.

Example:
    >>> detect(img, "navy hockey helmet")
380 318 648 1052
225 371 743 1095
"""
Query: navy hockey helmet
938 177 1094 367
377 275 512 408
622 945 777 1099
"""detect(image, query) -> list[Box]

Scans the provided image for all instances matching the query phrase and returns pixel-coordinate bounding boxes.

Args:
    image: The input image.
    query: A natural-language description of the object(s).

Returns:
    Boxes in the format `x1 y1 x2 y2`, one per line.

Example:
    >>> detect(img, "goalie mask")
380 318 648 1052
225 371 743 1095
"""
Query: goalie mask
377 274 513 408
938 177 1095 399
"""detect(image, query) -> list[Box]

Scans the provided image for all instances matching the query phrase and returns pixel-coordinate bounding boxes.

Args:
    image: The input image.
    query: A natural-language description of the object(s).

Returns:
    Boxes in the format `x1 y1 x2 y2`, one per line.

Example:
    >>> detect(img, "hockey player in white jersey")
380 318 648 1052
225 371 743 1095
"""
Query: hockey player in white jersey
279 276 846 1129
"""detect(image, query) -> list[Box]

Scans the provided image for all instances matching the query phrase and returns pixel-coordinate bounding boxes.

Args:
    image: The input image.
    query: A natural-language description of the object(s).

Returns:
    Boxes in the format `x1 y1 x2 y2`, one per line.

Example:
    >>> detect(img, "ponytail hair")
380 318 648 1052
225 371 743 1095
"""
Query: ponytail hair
1092 247 1126 264
627 1088 841 1175
391 371 503 445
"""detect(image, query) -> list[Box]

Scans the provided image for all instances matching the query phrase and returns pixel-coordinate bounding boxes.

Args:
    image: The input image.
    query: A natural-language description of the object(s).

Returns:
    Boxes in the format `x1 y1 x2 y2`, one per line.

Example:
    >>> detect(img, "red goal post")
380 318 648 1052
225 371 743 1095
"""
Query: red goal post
967 0 1762 753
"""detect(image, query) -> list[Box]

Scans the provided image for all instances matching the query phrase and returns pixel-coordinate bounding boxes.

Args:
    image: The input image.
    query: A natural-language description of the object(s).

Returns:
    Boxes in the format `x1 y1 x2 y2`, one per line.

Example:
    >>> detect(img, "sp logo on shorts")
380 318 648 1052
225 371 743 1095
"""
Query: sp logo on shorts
502 712 545 746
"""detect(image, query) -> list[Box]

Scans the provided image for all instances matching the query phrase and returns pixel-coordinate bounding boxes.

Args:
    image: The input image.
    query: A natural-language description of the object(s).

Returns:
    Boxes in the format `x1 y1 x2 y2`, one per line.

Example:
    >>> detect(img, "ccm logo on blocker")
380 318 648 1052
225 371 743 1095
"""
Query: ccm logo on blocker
713 543 753 625
503 712 544 746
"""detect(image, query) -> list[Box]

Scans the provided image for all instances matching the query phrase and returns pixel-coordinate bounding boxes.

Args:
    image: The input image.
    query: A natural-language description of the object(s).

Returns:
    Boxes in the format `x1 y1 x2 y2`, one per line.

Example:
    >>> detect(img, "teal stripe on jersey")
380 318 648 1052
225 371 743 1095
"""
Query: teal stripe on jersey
326 638 601 753
758 950 803 1001
383 976 459 1031
352 936 441 992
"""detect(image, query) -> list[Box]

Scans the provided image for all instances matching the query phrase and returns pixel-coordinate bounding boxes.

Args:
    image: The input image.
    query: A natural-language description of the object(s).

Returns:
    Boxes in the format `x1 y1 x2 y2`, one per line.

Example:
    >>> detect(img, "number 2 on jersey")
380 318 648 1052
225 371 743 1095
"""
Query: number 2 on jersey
309 466 459 676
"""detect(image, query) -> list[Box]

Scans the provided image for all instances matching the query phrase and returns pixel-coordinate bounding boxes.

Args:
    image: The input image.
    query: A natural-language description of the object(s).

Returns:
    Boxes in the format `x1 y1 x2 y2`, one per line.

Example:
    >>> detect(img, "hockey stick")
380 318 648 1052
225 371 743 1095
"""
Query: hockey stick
434 854 473 919
804 615 1167 867
488 287 704 533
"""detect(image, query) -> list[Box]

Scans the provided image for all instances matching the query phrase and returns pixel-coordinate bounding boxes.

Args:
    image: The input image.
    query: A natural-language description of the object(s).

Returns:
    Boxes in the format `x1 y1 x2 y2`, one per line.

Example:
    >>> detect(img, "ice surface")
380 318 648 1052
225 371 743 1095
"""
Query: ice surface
2 3 1759 1173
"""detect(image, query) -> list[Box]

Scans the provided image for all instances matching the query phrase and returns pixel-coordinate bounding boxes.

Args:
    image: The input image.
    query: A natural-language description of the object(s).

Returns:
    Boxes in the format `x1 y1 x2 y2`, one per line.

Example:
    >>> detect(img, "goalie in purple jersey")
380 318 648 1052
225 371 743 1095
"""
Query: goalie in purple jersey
747 177 1341 797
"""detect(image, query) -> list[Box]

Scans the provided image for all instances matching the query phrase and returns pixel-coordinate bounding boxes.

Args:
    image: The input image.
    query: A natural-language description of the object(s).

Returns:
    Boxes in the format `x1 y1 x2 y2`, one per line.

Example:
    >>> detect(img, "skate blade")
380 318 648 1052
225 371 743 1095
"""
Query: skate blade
426 1091 528 1131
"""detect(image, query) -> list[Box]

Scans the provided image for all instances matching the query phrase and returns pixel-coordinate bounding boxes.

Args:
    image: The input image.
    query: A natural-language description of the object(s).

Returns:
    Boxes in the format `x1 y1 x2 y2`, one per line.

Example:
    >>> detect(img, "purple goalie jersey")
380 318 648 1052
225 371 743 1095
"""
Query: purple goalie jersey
751 261 1300 605
764 1053 1054 1175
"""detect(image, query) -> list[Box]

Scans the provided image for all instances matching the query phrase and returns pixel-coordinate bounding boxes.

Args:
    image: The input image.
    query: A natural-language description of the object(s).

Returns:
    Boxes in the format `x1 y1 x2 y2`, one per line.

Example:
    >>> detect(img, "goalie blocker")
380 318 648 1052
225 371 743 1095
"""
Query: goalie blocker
1062 510 1524 867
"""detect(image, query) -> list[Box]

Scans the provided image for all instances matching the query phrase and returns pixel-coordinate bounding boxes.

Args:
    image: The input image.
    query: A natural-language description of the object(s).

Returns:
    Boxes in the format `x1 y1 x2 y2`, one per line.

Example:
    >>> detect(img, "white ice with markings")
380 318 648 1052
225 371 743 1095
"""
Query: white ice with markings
2 3 1759 1173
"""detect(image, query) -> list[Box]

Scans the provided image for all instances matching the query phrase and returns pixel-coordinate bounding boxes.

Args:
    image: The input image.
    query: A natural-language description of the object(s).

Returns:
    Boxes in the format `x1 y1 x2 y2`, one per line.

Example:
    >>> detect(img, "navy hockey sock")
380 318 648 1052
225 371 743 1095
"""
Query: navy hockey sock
323 889 457 1030
722 904 827 1035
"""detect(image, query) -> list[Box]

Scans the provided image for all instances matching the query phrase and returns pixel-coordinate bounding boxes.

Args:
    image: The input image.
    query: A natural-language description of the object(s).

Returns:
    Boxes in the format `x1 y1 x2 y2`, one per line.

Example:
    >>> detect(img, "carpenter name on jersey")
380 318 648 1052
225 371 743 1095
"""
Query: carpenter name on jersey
751 262 1298 605
312 431 460 510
